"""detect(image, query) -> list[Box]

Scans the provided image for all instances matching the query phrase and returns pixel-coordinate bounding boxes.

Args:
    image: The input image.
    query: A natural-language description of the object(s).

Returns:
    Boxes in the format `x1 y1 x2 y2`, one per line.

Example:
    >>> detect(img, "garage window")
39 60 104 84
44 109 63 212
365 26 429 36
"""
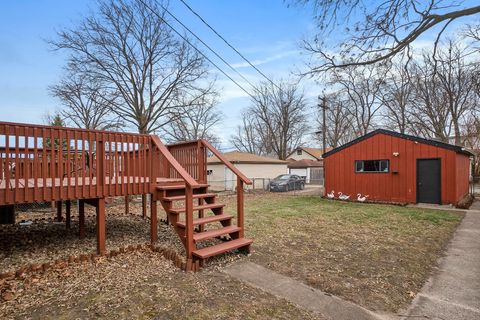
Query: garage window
355 160 389 173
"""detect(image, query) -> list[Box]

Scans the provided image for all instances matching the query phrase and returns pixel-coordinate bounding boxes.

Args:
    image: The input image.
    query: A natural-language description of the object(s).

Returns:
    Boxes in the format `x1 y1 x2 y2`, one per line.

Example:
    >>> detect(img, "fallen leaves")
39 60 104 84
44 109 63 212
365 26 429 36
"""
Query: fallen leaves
1 292 14 302
1 249 322 319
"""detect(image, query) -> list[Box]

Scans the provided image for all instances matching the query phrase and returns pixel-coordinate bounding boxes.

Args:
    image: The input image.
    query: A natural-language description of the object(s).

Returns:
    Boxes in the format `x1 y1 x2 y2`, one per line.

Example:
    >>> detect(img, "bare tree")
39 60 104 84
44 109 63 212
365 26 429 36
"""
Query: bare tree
51 0 215 134
408 56 452 142
379 62 414 134
50 72 121 130
315 93 353 148
294 0 480 72
434 40 478 144
330 65 384 136
230 111 269 155
408 40 478 143
465 22 480 42
461 113 480 176
161 92 222 145
231 80 308 159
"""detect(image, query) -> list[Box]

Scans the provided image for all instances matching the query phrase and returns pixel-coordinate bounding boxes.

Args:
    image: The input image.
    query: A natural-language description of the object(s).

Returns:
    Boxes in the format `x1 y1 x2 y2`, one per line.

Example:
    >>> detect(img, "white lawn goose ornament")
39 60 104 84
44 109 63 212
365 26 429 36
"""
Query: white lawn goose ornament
338 192 350 200
357 194 369 202
327 190 335 199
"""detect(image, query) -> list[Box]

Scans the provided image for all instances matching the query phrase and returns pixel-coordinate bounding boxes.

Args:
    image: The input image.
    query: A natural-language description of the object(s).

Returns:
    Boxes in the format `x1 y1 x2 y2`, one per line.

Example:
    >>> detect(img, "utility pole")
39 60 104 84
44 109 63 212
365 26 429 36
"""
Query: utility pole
318 95 328 155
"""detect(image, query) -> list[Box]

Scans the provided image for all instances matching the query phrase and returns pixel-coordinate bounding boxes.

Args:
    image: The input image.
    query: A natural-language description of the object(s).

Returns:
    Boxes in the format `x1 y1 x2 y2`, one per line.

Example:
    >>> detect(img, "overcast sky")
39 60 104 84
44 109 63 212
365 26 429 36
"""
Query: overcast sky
0 1 477 150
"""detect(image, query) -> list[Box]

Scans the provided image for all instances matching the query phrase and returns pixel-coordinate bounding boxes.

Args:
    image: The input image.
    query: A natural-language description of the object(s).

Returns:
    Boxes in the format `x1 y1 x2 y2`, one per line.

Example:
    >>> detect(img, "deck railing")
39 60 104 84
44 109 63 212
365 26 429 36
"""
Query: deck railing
167 140 207 183
0 121 252 259
168 139 252 240
0 122 164 204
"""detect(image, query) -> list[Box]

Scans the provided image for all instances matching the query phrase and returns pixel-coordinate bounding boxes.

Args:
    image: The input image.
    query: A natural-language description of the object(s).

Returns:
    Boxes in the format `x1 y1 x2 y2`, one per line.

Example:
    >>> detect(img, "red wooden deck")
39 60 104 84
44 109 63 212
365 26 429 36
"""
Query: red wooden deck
0 121 253 265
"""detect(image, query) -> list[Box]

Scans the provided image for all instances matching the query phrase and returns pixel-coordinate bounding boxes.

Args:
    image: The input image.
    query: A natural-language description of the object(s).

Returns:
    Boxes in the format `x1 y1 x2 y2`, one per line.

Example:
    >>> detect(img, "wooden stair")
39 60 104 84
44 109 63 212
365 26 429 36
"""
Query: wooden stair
193 238 253 259
193 226 241 242
176 214 233 228
169 203 225 215
157 183 252 264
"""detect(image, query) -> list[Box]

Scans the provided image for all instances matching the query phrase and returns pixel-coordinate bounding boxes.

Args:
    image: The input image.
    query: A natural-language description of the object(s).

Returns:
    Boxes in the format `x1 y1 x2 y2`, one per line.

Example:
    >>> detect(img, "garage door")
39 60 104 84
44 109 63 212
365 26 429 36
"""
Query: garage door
289 168 307 180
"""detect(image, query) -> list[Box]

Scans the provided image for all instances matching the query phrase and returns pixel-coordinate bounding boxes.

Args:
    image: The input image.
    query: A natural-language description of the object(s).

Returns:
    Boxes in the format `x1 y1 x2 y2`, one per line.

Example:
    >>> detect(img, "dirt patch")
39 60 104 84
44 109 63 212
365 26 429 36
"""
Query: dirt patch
0 200 184 274
0 249 323 320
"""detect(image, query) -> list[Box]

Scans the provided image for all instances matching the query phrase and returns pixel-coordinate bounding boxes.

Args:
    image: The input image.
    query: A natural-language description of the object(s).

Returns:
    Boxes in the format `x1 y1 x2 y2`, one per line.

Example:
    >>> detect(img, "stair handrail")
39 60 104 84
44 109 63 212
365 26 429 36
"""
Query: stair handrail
151 135 198 259
201 139 249 239
150 135 200 188
200 139 252 185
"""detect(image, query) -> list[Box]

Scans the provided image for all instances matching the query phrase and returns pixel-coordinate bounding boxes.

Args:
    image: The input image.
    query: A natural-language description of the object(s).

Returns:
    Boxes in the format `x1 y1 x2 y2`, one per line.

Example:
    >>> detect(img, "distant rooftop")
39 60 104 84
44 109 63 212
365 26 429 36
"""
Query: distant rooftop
207 151 287 164
288 146 332 160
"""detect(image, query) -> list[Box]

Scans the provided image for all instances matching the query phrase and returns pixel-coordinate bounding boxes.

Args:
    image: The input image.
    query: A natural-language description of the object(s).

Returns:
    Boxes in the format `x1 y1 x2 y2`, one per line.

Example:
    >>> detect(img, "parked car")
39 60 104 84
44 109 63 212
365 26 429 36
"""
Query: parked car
269 174 305 192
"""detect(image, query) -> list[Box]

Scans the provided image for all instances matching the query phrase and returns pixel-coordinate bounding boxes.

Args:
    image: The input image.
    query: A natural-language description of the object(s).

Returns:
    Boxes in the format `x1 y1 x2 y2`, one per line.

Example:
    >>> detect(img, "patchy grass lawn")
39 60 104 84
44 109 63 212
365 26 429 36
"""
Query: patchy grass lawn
1 192 461 318
224 193 462 313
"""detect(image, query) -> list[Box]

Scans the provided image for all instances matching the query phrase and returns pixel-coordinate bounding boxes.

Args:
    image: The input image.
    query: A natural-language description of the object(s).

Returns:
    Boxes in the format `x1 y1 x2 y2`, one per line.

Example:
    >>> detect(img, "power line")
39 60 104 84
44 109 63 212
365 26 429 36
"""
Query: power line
178 0 283 92
137 0 258 101
157 2 259 92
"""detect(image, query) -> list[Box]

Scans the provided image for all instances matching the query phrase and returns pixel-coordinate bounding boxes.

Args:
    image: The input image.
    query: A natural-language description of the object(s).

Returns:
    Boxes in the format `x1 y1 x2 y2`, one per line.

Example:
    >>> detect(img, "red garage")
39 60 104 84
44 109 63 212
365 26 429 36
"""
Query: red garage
322 129 473 205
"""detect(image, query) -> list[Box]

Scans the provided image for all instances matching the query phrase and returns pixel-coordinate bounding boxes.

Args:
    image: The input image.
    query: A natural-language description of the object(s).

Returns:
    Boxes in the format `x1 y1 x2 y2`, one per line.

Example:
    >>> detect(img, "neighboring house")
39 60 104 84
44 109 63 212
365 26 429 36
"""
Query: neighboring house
323 129 473 205
286 147 328 185
287 147 324 161
207 151 288 191
287 159 323 184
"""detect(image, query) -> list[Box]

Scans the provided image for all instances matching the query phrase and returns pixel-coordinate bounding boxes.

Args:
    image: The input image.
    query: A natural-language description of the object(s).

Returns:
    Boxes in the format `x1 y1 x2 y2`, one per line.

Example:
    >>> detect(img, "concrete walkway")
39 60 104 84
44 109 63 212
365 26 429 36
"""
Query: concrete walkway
404 205 480 320
224 261 387 320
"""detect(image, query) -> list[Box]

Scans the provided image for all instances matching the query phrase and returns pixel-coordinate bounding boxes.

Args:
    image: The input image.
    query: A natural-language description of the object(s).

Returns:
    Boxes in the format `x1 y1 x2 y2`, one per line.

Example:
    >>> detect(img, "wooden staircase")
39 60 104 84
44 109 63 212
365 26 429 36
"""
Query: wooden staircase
156 182 252 263
0 121 253 263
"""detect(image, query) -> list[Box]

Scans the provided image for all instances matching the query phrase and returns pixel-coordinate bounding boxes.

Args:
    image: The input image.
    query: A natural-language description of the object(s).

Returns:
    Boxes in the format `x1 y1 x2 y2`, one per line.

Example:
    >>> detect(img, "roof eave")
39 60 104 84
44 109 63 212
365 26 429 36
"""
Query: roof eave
322 129 474 158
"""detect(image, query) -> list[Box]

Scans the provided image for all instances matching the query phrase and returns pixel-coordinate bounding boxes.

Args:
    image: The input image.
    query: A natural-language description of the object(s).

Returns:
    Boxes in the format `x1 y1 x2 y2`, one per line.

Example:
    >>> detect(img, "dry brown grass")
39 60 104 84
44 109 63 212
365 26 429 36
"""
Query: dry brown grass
1 192 461 317
223 193 462 312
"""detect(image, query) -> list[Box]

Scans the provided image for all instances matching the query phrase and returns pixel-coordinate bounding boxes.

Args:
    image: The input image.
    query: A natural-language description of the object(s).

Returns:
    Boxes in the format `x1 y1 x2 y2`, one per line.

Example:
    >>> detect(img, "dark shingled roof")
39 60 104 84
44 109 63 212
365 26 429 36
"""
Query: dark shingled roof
322 129 474 158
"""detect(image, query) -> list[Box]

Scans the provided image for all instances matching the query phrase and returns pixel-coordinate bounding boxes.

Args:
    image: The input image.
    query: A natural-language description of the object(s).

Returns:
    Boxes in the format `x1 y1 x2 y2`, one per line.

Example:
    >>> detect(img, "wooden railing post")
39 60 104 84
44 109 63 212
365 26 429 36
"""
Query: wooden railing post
185 184 194 258
197 140 205 183
97 139 105 197
237 177 244 238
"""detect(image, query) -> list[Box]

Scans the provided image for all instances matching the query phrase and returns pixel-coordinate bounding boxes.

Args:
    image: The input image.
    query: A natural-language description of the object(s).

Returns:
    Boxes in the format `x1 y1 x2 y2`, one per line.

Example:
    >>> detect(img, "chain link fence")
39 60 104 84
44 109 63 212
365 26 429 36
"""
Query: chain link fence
207 178 324 195
207 178 272 192
10 196 148 223
7 179 324 223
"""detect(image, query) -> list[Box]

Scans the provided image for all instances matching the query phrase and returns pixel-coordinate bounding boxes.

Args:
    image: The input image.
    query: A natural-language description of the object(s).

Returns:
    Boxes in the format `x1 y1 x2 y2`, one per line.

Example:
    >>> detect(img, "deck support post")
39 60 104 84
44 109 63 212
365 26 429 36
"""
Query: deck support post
237 177 244 238
56 201 62 222
79 200 85 239
96 198 106 255
124 195 129 215
198 198 204 232
65 200 71 229
150 195 157 243
185 184 194 259
142 194 147 219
